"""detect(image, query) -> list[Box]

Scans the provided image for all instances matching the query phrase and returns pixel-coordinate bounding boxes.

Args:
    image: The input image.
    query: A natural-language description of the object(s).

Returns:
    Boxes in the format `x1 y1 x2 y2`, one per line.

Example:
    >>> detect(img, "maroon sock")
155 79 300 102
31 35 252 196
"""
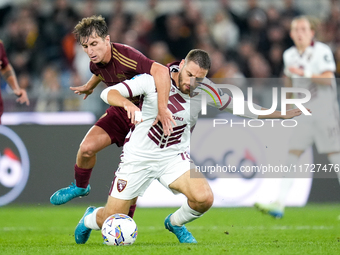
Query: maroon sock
74 164 93 188
128 204 137 218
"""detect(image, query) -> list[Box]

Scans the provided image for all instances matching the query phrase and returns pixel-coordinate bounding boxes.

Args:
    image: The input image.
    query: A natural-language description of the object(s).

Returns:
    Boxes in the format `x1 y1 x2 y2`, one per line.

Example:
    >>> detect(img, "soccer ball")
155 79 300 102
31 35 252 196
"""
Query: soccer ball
101 213 138 246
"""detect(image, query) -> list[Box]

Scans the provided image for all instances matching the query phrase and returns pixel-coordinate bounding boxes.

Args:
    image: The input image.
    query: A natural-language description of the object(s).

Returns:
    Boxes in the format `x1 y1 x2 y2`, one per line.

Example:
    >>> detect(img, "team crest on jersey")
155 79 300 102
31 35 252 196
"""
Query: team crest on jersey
117 179 127 192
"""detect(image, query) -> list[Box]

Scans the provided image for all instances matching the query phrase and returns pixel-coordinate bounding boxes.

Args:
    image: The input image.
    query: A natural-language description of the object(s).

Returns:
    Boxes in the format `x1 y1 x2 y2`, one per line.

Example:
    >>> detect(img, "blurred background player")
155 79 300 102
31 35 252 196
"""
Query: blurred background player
49 15 174 214
0 40 29 123
255 15 340 218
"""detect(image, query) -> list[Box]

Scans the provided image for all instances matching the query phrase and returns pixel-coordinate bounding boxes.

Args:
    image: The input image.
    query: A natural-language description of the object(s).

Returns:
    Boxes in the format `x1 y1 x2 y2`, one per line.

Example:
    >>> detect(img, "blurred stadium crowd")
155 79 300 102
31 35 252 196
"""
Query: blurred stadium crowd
1 0 340 117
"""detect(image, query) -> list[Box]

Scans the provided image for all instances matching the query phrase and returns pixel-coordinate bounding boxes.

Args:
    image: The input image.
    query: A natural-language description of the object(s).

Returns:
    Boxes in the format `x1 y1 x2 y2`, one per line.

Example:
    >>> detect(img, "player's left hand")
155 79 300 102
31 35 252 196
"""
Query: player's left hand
15 89 30 106
153 108 176 136
70 84 93 100
124 103 143 124
288 66 304 76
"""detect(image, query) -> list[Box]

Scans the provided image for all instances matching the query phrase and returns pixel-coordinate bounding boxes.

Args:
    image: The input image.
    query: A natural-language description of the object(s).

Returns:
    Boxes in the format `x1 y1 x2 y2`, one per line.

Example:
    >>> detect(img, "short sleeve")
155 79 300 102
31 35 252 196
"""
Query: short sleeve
100 74 156 104
318 45 336 73
120 74 156 96
110 74 155 98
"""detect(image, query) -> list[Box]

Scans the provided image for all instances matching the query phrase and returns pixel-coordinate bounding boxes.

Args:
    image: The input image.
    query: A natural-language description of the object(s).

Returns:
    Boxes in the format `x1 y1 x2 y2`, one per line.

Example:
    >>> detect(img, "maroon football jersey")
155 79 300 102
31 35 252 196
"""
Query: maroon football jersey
0 40 9 122
92 43 155 145
90 42 154 86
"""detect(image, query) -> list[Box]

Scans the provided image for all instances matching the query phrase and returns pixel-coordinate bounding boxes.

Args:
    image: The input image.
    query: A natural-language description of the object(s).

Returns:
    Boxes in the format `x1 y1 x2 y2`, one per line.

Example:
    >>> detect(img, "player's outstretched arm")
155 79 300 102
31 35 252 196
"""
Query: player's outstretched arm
204 77 309 120
70 74 101 99
150 62 176 135
0 63 29 105
288 67 334 86
258 108 310 119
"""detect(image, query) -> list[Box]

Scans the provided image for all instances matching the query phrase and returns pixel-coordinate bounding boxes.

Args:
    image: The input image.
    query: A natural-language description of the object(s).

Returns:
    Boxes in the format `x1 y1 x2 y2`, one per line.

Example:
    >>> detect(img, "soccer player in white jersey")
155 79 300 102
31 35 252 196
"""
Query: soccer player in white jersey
255 16 340 218
73 49 303 244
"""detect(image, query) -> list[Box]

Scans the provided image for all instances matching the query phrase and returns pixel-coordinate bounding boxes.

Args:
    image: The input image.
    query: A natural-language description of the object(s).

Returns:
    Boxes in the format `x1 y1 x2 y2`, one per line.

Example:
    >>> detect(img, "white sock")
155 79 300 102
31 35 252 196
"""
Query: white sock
327 153 340 185
84 207 103 230
170 201 203 226
277 153 299 208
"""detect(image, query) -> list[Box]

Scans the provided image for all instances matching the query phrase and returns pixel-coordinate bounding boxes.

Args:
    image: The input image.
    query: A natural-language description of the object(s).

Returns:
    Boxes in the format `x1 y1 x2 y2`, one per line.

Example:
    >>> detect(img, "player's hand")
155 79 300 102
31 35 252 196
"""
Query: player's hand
288 67 304 76
153 108 176 136
70 84 93 100
15 89 30 106
124 103 142 124
282 108 311 119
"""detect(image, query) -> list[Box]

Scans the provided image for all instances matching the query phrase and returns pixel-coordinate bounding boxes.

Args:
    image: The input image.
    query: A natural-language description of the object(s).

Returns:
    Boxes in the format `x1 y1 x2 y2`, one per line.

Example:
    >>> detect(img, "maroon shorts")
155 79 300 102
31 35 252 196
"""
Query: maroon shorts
95 106 133 147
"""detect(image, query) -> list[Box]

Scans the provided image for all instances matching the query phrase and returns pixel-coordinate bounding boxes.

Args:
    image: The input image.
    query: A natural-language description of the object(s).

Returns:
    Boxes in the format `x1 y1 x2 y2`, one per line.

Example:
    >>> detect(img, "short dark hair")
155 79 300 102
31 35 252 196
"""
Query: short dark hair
73 15 108 44
184 49 211 70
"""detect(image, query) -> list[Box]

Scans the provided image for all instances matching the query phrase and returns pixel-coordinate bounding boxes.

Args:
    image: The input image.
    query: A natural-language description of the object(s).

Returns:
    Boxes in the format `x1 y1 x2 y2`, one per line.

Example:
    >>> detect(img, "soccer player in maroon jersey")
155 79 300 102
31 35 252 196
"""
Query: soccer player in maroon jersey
0 40 30 123
50 16 175 213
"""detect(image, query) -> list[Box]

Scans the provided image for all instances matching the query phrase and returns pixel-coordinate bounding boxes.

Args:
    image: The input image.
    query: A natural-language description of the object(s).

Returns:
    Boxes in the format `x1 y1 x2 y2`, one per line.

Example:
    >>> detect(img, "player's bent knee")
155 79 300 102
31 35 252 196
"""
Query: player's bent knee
192 189 214 211
79 142 96 158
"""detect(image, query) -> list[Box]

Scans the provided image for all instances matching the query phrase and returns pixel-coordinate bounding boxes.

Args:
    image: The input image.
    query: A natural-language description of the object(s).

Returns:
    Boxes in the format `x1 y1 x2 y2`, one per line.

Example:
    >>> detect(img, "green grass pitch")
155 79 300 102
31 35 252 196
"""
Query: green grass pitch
0 204 339 255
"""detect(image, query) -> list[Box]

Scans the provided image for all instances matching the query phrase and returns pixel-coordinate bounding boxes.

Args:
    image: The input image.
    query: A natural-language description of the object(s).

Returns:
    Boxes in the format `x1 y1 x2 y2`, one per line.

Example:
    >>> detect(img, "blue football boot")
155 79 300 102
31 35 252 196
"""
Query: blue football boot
50 182 90 205
75 206 96 244
164 214 197 243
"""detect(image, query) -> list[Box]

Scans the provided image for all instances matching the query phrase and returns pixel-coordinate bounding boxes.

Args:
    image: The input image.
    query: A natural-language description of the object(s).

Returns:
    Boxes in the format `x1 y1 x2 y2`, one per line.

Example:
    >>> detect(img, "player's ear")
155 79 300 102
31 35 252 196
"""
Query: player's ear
179 59 185 69
105 35 110 43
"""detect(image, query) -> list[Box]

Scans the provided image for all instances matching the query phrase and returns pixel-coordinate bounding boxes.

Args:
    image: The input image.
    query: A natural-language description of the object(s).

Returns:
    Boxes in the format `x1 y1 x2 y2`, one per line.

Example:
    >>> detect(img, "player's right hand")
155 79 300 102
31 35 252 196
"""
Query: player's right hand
70 84 93 100
288 66 304 76
153 108 176 136
15 89 30 106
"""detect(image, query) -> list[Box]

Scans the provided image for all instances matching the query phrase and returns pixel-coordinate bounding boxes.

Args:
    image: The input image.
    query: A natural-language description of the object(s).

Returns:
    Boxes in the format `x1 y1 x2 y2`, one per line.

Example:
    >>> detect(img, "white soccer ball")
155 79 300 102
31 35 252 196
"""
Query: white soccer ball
101 213 138 246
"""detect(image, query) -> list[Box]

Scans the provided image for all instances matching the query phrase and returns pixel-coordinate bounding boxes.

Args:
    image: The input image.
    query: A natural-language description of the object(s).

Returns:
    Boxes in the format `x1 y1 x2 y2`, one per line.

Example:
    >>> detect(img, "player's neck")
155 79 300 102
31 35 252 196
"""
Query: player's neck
101 46 112 64
295 41 313 55
296 44 310 55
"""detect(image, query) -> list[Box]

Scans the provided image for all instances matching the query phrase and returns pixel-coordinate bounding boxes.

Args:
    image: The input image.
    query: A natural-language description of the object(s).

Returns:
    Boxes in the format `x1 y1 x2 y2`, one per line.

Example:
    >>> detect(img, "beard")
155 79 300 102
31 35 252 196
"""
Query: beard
178 71 190 94
178 71 183 92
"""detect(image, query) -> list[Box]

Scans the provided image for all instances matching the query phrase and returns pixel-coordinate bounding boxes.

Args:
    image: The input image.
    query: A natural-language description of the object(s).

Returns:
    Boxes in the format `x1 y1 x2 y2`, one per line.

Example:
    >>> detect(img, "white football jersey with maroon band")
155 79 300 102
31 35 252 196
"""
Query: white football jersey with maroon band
103 73 191 162
283 41 339 116
100 71 261 162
